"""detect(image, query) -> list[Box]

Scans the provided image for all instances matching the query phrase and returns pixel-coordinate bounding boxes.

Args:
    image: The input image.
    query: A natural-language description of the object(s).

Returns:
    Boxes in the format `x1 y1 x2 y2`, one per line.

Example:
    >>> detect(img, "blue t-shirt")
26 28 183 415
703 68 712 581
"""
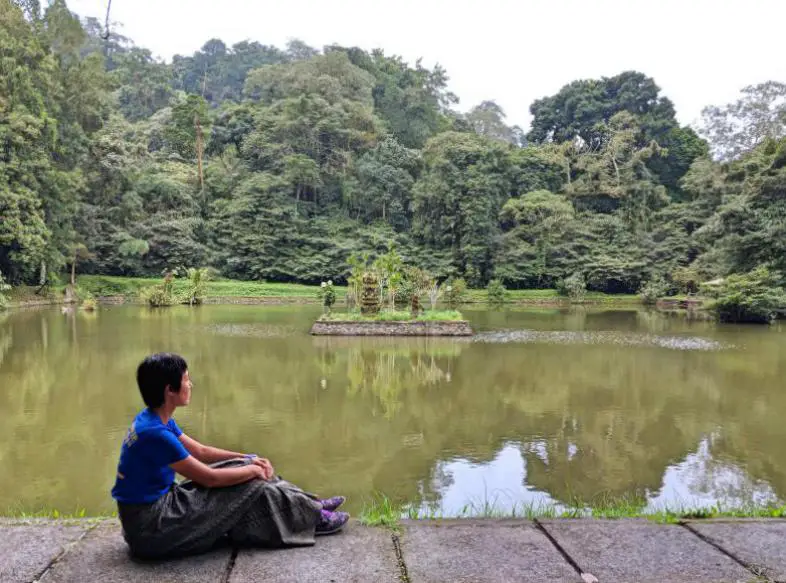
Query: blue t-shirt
111 408 190 504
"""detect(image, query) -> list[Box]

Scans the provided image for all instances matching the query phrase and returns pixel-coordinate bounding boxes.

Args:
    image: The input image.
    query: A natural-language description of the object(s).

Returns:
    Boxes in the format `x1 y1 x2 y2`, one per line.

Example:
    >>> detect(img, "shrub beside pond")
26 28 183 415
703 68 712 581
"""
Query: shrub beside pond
639 276 669 306
486 278 507 306
0 271 10 310
704 267 786 323
140 268 213 307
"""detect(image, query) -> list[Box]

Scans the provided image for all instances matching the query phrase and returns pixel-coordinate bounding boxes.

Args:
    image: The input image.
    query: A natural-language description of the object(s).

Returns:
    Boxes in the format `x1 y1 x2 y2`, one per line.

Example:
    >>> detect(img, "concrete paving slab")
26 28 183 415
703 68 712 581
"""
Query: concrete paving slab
42 524 231 583
229 523 400 583
688 520 786 581
0 522 88 583
540 519 752 583
400 519 582 583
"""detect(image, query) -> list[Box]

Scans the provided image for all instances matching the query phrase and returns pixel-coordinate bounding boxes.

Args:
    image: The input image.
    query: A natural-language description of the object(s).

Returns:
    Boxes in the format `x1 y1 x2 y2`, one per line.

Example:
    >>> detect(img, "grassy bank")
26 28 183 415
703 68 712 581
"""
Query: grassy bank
8 495 786 524
5 275 642 307
75 276 639 305
359 494 786 528
464 288 641 304
76 275 333 300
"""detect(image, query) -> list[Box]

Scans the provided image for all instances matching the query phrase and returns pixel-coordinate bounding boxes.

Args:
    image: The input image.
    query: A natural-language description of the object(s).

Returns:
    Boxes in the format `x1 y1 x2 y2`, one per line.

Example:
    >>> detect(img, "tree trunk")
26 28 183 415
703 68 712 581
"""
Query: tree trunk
195 115 205 193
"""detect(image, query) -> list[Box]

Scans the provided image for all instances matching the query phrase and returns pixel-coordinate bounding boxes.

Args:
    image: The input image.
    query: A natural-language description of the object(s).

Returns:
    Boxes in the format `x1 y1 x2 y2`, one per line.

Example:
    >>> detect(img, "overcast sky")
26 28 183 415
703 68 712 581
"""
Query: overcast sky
67 0 784 130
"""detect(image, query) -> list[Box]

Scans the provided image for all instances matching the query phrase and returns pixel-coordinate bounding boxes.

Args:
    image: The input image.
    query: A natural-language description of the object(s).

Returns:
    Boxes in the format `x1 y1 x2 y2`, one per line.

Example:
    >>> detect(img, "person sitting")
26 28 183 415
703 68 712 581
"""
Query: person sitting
111 352 349 559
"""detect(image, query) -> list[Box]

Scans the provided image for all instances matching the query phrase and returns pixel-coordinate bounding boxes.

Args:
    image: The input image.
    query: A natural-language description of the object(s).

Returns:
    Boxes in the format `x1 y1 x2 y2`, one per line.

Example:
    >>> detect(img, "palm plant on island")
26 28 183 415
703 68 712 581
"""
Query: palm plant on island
317 249 466 322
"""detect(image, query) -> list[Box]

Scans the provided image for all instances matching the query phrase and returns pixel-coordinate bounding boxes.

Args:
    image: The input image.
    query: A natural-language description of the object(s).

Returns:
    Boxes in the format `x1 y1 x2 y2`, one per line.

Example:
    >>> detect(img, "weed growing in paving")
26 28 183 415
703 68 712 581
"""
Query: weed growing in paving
2 505 116 520
358 494 401 530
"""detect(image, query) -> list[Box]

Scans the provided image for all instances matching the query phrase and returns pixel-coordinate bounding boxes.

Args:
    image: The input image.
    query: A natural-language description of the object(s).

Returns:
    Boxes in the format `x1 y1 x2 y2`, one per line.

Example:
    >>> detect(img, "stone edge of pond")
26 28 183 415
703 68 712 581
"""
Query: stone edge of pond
310 320 474 336
0 514 786 529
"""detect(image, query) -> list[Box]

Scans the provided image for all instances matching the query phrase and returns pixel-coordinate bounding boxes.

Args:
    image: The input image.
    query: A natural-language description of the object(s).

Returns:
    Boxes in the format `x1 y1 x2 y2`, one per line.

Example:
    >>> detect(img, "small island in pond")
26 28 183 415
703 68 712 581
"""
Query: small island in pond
311 310 474 336
311 252 474 336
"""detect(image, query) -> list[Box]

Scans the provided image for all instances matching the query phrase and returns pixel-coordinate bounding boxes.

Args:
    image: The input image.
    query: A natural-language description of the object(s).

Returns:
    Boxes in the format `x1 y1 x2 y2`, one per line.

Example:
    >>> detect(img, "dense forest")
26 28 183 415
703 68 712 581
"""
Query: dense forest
2 0 786 297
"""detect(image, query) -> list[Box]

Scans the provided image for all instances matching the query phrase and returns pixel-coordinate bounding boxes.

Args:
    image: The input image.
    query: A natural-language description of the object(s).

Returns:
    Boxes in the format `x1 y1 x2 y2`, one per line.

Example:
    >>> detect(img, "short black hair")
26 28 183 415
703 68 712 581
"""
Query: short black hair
136 353 188 409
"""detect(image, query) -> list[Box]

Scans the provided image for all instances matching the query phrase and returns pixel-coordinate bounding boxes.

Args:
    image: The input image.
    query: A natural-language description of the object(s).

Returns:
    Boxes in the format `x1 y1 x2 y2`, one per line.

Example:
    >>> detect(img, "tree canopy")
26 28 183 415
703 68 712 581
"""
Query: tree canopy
1 0 784 298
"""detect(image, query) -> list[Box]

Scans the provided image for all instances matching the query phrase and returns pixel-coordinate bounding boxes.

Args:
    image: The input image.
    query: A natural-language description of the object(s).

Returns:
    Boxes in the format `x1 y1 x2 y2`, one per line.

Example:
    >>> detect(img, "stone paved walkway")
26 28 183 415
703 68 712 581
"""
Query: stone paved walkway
2 517 785 582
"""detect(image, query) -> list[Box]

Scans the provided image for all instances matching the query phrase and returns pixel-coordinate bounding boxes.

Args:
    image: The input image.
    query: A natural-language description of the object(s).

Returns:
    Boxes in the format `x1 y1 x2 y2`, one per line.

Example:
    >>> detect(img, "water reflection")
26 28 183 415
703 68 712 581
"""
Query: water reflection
0 305 784 516
473 330 725 351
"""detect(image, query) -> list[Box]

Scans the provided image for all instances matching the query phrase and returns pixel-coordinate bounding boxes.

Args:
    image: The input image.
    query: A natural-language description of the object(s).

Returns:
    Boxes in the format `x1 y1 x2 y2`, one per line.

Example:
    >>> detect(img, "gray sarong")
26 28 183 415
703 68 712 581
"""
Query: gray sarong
117 458 322 559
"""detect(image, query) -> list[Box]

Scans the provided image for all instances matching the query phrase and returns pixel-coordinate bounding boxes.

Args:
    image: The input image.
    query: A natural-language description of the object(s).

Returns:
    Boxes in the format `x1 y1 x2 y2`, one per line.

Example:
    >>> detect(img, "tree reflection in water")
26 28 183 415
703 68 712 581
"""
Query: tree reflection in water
0 306 784 516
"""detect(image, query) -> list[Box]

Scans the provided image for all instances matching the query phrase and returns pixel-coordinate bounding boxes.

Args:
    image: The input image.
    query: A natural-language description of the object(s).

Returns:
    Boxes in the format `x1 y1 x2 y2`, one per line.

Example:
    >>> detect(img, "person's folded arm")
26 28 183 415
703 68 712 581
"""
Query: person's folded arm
179 433 245 464
171 455 264 488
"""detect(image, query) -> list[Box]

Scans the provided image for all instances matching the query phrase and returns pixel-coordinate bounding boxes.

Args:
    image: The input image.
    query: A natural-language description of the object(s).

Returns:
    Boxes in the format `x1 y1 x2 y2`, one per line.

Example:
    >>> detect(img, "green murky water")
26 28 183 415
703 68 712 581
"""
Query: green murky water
0 305 784 516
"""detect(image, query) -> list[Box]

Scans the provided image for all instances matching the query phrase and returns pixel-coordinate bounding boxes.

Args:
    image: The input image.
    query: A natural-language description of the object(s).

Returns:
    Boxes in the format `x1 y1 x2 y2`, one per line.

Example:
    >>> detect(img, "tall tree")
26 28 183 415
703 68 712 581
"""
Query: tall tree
497 190 576 287
699 82 786 161
528 71 676 146
565 112 669 228
351 136 420 229
335 46 458 148
112 48 173 121
172 38 286 104
527 71 705 196
412 132 513 284
465 100 523 145
0 0 53 280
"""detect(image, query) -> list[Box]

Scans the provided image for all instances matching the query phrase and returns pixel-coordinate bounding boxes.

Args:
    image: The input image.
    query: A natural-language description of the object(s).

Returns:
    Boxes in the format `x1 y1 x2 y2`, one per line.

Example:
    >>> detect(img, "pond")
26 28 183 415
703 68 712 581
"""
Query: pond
0 305 784 517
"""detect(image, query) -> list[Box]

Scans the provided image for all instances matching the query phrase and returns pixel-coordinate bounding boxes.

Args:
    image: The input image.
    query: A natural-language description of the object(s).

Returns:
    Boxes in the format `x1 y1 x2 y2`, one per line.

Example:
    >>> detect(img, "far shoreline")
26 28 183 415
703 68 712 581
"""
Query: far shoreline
5 275 648 311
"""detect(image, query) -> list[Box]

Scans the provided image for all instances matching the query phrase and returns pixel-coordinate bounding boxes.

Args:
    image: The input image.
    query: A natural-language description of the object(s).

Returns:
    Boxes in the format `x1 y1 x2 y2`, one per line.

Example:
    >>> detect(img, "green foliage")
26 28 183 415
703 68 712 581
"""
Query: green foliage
497 190 575 288
373 245 405 309
359 494 401 529
465 100 522 145
671 266 701 295
704 267 786 324
344 252 369 309
639 276 669 305
318 280 336 311
165 94 209 159
413 132 512 284
486 278 507 305
172 38 286 105
184 267 210 305
443 277 467 308
0 1 782 314
528 71 676 146
400 266 433 315
559 272 587 303
80 292 98 311
112 48 173 121
139 285 174 308
699 82 786 161
338 46 457 149
140 272 177 307
0 271 10 309
76 274 339 299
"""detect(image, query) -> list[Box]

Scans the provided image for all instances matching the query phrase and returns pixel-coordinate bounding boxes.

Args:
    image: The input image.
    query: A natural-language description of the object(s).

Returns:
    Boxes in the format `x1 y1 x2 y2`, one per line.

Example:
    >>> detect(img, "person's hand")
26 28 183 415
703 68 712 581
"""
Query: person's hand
251 457 275 480
248 464 266 480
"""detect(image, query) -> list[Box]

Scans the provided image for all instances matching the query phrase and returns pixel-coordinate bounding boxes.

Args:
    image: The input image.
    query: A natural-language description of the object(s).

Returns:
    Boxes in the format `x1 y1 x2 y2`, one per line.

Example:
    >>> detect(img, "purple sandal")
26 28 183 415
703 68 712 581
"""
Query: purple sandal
319 496 346 512
316 510 350 536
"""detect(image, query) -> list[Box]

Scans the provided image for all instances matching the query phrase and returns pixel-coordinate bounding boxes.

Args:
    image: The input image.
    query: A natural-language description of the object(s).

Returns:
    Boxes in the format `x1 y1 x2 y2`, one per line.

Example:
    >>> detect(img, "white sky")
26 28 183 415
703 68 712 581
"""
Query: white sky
68 0 784 130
